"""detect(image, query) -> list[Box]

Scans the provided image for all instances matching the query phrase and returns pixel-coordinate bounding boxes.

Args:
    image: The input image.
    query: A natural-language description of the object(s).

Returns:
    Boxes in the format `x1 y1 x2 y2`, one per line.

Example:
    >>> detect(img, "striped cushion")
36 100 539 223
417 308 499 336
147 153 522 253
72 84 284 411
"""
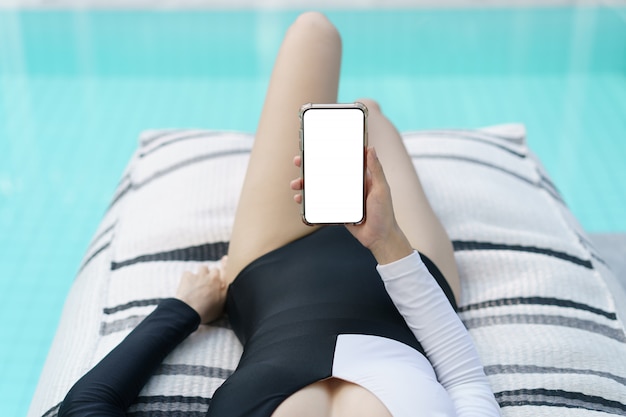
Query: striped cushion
28 125 626 417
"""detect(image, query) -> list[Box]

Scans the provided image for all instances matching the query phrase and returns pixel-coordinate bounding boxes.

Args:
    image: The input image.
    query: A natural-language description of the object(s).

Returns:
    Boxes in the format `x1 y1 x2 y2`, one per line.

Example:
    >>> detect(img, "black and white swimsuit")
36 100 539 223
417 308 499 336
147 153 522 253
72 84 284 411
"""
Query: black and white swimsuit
59 226 501 417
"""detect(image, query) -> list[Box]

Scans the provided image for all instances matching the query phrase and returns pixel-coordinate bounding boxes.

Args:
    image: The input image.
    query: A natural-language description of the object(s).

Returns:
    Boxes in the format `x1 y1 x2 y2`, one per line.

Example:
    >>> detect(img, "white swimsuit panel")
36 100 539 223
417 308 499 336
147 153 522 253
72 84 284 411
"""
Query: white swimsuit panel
332 334 457 417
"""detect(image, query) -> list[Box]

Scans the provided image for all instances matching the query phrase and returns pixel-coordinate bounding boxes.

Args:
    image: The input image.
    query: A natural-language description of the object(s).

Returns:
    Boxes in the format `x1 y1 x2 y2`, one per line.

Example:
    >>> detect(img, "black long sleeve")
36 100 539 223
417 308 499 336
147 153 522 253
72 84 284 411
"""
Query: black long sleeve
59 298 201 417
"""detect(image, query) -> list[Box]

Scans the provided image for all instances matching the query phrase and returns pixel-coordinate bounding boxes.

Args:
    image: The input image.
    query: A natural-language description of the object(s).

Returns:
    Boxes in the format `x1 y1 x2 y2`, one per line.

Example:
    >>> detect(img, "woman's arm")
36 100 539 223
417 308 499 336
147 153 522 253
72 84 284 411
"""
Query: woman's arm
59 298 201 417
355 148 499 415
377 251 501 416
357 147 499 415
59 263 227 417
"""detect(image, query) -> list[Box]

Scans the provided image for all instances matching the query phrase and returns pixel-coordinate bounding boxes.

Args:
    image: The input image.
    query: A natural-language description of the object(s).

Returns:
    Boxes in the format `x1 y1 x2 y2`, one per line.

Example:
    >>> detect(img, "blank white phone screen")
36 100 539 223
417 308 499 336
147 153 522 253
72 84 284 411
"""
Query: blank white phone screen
302 107 365 224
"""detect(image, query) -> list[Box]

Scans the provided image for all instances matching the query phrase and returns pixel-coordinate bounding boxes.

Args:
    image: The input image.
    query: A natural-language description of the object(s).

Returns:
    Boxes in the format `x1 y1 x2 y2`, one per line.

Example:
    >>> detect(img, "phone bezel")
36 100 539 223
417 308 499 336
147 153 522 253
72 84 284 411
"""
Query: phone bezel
298 102 369 226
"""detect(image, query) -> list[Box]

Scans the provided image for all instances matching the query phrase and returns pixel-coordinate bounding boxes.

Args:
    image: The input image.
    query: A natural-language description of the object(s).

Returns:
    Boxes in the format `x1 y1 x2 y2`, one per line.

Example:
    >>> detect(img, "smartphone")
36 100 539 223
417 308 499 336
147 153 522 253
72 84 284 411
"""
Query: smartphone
299 102 368 225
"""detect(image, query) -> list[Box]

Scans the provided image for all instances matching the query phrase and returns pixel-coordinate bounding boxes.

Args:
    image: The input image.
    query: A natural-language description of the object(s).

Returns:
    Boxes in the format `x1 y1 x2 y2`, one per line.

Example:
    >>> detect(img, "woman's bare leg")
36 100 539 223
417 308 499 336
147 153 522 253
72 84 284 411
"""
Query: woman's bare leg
226 12 342 284
358 98 461 301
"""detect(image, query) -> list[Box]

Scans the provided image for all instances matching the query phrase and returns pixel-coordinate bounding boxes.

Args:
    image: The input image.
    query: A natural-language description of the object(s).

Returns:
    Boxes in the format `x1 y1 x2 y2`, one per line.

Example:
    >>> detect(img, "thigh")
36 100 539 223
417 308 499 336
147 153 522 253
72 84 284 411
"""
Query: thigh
226 12 342 284
358 98 461 302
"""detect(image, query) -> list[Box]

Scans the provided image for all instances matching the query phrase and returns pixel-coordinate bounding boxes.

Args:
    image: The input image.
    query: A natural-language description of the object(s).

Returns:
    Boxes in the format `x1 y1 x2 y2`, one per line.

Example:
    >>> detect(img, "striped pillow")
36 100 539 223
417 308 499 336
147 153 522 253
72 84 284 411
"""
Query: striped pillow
28 125 626 417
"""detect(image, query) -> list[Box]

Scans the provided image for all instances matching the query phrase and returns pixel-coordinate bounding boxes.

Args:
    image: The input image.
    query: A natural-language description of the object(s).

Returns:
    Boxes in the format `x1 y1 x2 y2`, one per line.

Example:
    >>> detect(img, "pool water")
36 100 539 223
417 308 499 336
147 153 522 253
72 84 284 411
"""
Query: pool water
1 7 625 416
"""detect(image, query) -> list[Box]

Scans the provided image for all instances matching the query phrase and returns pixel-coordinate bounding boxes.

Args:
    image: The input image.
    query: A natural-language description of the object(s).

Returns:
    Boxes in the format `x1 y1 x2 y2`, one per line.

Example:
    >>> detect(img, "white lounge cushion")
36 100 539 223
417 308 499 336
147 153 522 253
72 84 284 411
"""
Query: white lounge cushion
29 124 626 417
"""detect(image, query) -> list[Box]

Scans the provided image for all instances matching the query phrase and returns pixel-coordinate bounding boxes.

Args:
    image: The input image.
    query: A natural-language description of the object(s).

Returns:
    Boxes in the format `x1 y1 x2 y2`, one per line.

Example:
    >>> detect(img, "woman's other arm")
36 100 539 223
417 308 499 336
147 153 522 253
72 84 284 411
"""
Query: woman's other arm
59 262 227 417
377 252 501 417
356 148 500 415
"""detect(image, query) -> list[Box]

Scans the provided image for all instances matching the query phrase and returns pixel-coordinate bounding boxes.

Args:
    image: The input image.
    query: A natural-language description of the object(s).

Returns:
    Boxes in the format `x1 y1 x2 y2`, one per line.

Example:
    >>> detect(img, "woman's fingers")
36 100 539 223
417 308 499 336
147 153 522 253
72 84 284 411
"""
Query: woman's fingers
290 177 302 190
291 155 303 203
290 175 303 204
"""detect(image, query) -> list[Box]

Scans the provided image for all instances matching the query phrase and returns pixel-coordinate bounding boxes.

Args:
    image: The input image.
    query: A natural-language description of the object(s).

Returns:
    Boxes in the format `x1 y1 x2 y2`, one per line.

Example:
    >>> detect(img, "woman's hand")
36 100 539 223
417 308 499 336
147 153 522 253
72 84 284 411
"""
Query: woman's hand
175 256 228 324
291 147 413 264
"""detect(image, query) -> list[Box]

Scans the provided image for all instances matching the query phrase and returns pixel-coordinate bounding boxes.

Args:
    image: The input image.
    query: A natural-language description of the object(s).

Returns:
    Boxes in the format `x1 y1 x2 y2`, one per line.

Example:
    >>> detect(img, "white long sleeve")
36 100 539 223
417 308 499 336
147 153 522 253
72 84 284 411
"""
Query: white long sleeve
377 251 501 417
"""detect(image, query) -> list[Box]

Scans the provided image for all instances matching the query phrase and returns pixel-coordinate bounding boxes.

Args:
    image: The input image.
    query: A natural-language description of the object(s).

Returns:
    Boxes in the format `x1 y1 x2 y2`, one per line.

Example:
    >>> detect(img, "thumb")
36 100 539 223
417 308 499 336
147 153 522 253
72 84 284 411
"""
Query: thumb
367 147 386 182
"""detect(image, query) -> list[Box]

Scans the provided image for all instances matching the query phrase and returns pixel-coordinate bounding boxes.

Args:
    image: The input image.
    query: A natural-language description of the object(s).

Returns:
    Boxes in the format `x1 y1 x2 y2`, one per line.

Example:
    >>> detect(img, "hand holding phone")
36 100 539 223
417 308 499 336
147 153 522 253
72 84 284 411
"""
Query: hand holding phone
291 130 413 263
299 103 368 225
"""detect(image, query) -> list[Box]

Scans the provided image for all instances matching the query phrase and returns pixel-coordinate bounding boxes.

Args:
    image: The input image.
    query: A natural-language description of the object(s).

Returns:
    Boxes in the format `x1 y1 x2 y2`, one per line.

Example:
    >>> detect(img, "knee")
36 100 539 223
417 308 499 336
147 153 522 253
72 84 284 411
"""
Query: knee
356 98 381 114
290 11 340 42
293 11 334 29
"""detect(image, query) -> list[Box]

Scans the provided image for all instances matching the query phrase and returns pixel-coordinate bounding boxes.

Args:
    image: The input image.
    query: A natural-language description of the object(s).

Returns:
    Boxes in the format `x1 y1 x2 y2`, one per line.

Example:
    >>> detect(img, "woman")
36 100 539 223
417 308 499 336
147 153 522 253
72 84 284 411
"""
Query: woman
60 12 501 417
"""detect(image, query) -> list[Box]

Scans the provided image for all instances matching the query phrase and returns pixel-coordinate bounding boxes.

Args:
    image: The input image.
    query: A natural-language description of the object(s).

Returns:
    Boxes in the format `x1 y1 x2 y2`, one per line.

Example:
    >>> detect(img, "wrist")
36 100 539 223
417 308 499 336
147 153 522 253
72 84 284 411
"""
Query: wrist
368 225 413 265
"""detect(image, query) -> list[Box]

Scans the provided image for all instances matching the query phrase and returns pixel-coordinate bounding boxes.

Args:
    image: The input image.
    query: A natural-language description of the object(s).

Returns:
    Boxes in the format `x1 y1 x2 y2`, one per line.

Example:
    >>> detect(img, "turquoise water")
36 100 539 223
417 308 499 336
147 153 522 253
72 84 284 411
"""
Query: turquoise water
1 7 625 416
